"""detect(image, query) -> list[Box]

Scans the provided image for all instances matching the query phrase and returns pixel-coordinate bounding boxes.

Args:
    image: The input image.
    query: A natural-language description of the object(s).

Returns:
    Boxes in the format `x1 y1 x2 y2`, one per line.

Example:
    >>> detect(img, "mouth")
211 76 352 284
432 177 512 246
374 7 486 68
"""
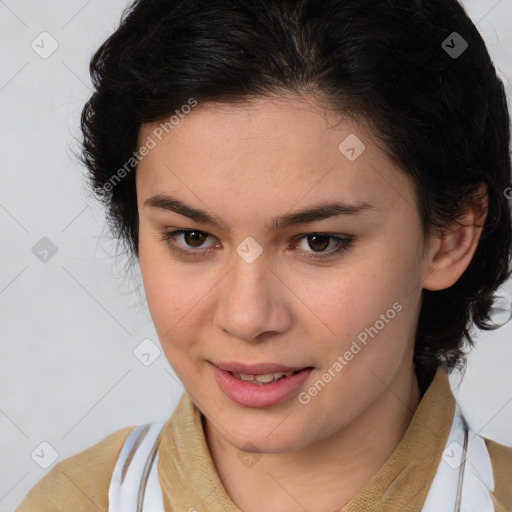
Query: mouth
210 362 315 408
229 369 304 385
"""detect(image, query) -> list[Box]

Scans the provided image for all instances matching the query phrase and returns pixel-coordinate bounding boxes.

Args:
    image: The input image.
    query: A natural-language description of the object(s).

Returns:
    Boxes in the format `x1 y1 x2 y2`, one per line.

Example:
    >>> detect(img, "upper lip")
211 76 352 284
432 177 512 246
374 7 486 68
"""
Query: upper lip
212 361 311 375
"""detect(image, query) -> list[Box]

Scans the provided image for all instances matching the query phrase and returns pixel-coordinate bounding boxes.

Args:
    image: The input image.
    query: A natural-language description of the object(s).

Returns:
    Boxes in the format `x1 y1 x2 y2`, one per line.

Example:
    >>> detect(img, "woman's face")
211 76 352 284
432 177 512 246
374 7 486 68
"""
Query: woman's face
136 94 431 453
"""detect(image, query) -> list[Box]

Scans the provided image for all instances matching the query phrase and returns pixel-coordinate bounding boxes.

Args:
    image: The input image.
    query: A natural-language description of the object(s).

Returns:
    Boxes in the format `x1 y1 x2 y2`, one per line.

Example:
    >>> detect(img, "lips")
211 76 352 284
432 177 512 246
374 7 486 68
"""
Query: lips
212 364 315 407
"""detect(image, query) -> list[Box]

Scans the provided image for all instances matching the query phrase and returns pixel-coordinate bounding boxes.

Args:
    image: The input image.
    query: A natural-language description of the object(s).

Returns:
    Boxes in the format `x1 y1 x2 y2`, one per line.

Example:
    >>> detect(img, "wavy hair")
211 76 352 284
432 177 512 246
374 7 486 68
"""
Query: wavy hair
80 0 512 376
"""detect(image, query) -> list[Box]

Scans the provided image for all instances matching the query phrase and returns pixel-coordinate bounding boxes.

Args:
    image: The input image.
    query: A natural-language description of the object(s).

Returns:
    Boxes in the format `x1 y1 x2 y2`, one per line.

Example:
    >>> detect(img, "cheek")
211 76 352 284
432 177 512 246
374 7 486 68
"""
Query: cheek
141 267 199 343
302 267 390 337
138 230 218 353
308 251 420 366
138 230 186 337
139 263 201 375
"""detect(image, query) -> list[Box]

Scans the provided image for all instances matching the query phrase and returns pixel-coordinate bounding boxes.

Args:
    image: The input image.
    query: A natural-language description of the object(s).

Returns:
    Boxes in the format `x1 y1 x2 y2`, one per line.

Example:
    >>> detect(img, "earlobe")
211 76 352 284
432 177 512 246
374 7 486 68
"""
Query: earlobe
422 183 488 292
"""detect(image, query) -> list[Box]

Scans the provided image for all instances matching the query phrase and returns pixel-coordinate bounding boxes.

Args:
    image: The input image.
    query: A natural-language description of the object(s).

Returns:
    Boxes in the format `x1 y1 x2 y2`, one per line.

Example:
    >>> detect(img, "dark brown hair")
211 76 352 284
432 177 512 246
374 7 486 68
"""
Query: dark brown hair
80 0 512 375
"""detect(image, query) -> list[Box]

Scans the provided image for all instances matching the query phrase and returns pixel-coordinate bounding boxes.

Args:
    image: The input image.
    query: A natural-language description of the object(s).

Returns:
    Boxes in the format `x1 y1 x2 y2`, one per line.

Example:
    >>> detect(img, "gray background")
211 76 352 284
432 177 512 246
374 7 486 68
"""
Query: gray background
1 0 511 510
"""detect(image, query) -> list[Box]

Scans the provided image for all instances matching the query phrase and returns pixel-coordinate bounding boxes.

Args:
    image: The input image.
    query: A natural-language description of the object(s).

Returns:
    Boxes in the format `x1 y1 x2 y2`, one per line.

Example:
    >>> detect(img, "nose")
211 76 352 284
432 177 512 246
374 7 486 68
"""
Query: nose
213 249 291 342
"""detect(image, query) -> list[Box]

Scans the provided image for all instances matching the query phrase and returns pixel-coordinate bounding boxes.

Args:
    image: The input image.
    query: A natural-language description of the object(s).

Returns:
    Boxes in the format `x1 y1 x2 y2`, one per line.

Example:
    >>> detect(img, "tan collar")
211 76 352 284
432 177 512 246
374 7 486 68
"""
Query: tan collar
158 368 455 511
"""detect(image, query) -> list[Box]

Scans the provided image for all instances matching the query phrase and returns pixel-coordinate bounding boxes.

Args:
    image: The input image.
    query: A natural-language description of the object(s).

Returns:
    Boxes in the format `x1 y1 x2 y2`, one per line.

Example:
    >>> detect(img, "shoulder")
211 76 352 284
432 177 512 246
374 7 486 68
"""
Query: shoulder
16 425 136 512
485 437 512 511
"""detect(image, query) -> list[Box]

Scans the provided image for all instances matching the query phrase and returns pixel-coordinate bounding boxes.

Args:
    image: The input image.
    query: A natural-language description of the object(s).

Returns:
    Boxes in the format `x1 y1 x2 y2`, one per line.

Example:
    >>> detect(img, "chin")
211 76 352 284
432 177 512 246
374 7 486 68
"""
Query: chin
225 420 309 454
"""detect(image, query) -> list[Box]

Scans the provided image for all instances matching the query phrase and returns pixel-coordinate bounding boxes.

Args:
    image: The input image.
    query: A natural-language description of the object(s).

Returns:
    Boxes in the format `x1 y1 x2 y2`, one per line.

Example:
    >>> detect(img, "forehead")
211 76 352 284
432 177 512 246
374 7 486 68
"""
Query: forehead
135 95 414 220
138 95 364 158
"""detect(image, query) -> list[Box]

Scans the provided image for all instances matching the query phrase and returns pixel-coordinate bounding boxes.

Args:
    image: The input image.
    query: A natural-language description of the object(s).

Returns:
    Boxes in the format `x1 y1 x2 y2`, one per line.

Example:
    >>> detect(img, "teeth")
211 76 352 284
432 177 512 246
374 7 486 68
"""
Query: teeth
234 370 296 384
254 373 275 383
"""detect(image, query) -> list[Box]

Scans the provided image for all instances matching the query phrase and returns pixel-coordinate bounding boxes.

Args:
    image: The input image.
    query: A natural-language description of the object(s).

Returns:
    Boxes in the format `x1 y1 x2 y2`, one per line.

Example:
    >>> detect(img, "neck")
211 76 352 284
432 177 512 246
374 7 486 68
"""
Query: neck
205 363 422 512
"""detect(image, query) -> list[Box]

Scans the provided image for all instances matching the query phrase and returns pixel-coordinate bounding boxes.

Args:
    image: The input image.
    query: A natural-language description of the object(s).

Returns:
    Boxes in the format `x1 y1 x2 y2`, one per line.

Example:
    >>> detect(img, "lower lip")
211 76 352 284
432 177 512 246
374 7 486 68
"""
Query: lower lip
212 365 314 408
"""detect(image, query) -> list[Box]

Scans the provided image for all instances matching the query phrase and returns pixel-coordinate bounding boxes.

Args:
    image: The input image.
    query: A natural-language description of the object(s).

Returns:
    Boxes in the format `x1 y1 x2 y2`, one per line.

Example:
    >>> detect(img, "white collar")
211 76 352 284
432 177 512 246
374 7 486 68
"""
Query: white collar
421 403 495 512
109 404 496 512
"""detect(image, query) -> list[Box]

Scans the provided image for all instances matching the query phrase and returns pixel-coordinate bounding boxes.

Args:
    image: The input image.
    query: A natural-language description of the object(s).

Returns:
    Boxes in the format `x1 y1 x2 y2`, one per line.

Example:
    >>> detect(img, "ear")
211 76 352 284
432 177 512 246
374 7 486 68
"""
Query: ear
422 183 488 291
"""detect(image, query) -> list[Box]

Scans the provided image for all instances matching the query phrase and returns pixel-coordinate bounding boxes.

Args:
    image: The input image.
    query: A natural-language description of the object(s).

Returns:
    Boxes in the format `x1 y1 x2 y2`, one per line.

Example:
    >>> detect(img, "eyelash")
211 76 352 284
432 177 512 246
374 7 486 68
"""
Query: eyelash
158 229 353 261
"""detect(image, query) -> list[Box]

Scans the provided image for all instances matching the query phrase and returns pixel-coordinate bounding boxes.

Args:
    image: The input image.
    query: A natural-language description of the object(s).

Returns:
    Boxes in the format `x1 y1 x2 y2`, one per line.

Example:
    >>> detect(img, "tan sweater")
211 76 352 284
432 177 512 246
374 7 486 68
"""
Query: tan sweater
17 368 512 511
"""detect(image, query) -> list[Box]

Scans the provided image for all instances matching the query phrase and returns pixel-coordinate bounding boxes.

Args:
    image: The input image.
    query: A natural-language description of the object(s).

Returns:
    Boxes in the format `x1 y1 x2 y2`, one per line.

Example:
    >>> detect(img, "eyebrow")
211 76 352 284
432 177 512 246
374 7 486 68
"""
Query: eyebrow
143 194 380 233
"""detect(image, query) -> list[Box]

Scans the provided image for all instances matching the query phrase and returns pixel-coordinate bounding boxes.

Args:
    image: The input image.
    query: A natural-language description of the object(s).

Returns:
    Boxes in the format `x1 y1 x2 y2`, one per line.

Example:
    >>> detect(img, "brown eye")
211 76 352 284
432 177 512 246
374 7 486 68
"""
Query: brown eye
182 230 208 248
161 229 353 262
294 233 354 261
160 229 216 256
305 234 331 252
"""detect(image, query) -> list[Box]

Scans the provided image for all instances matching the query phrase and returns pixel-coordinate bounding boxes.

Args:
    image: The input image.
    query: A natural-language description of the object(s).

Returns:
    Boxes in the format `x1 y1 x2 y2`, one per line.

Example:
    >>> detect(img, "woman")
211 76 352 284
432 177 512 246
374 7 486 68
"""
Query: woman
17 0 512 510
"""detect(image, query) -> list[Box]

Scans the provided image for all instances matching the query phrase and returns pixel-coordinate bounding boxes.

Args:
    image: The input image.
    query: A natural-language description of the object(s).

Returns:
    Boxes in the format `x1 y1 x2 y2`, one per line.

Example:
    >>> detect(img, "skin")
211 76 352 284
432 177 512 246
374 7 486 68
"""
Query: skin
135 93 487 512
